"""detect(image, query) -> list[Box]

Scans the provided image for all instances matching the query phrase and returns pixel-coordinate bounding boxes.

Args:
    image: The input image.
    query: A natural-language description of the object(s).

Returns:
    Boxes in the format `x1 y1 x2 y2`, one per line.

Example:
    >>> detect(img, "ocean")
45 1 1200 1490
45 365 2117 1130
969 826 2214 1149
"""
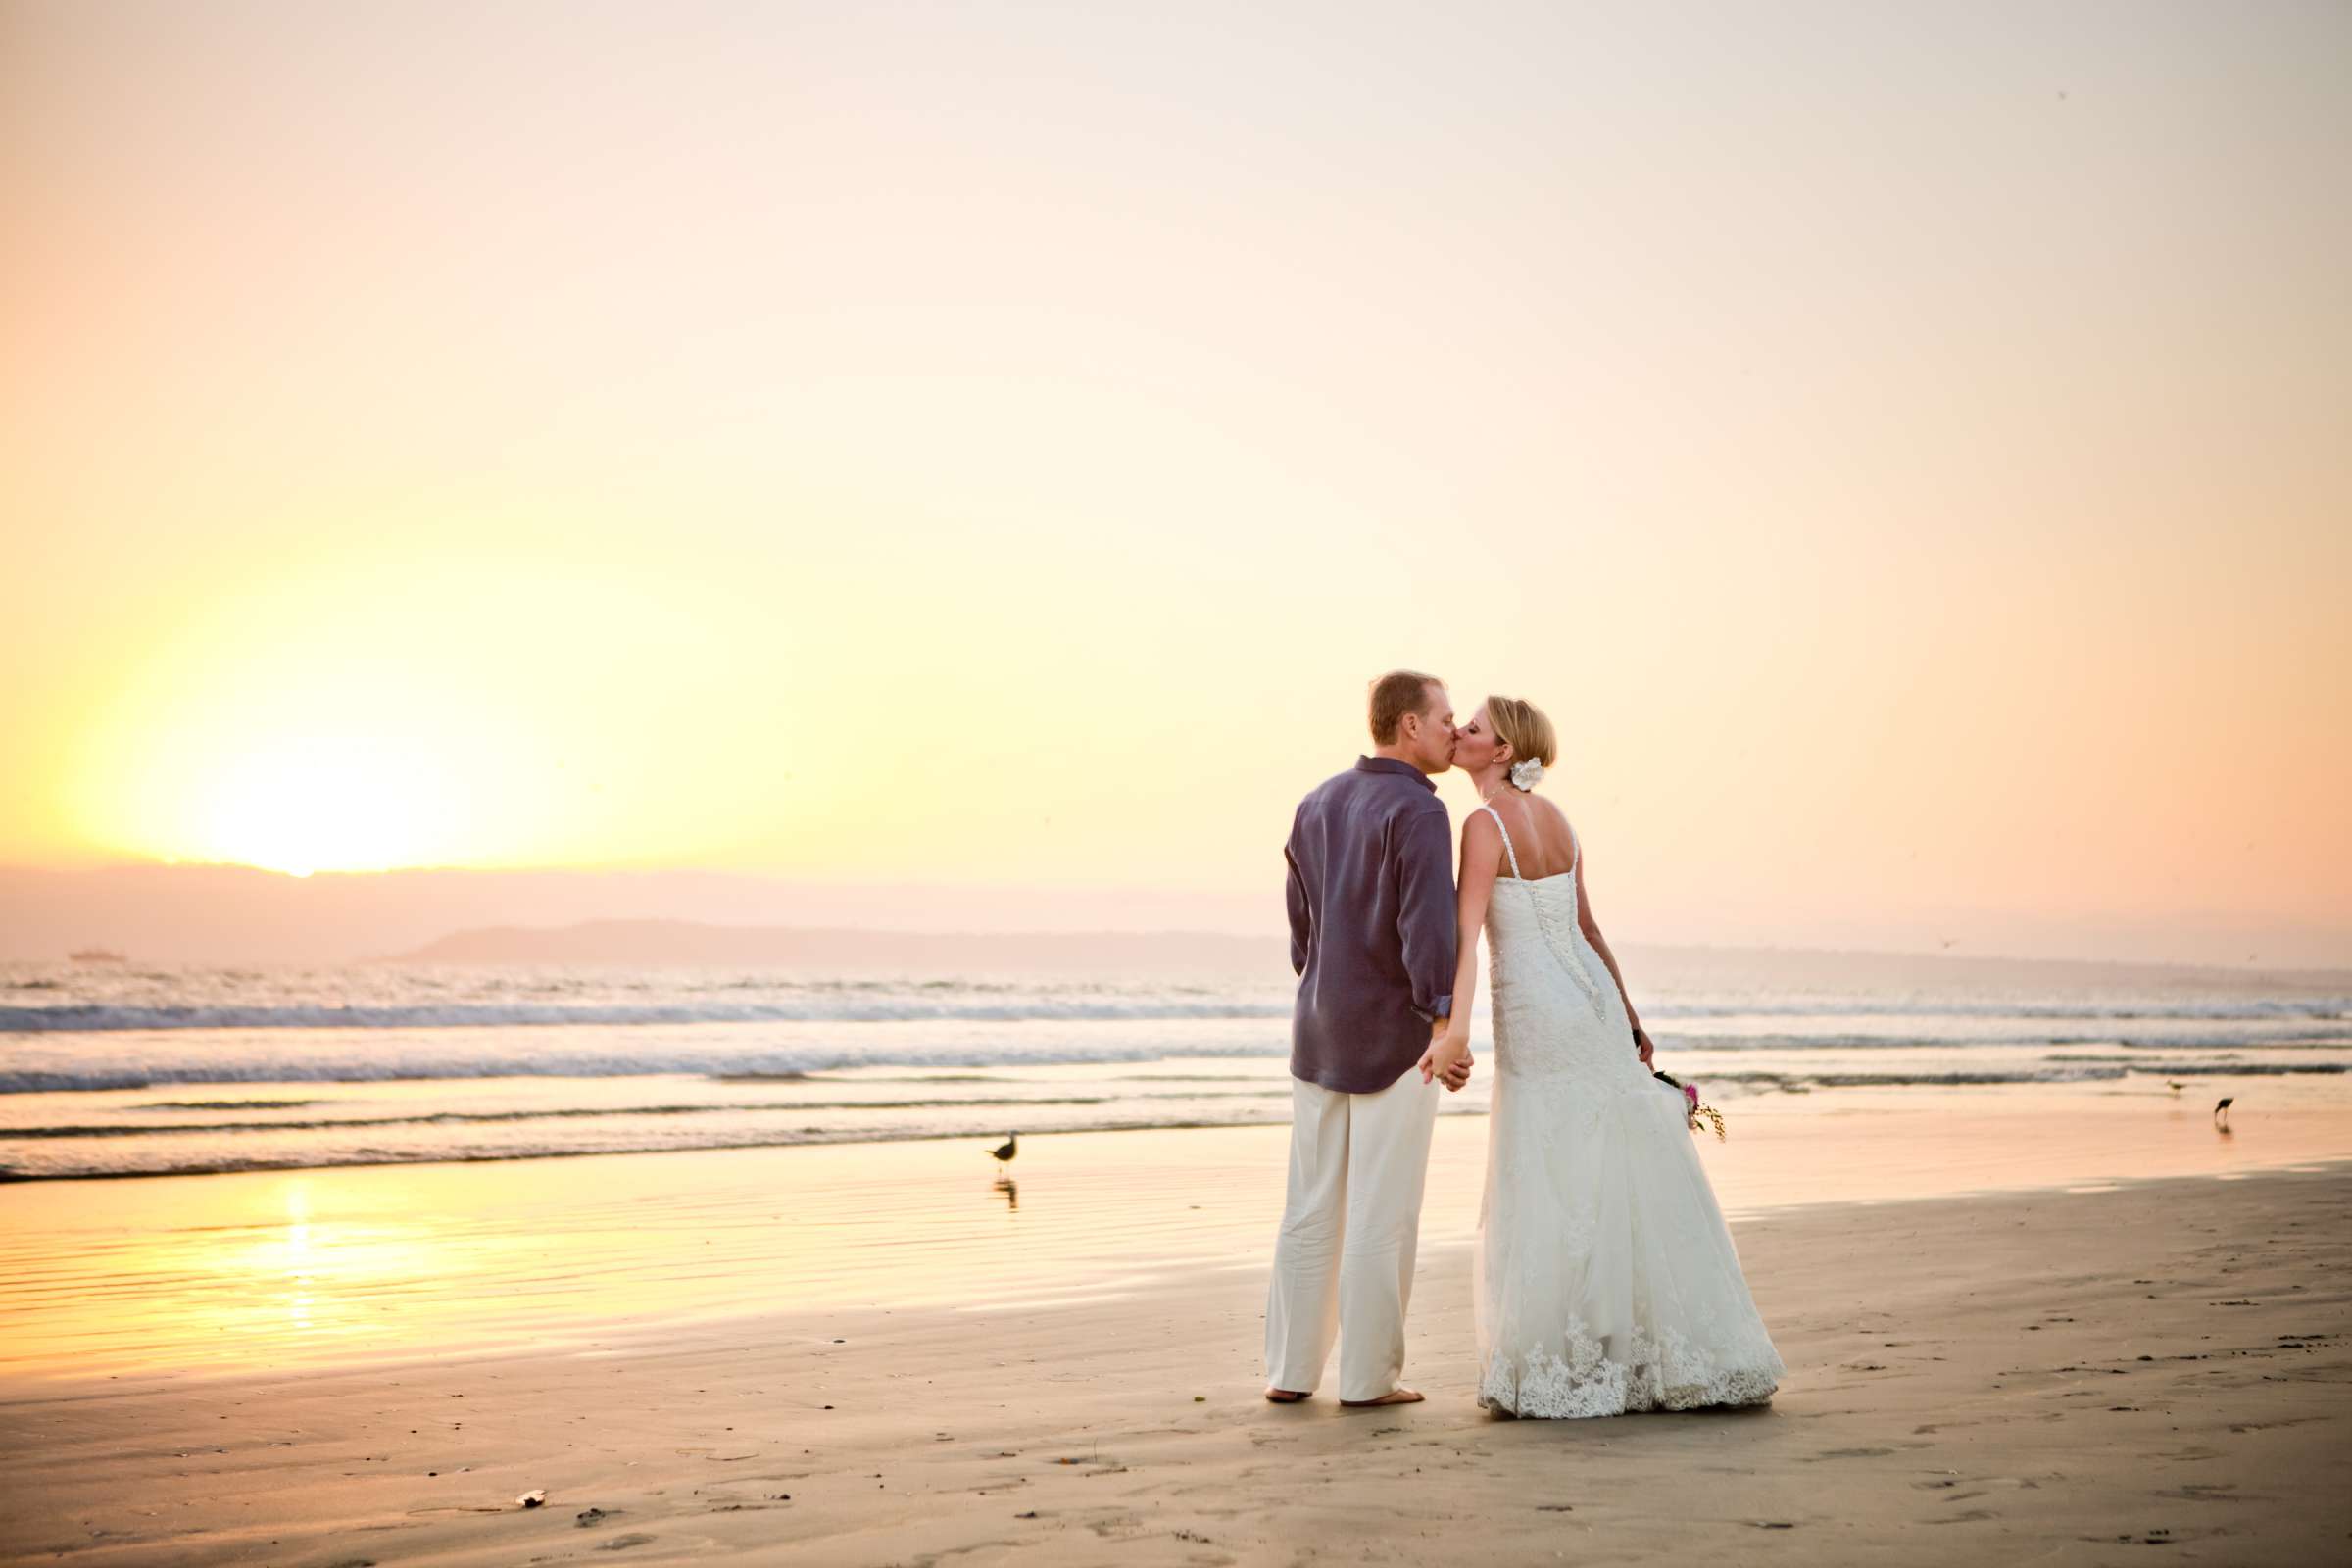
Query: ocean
4 950 2347 1180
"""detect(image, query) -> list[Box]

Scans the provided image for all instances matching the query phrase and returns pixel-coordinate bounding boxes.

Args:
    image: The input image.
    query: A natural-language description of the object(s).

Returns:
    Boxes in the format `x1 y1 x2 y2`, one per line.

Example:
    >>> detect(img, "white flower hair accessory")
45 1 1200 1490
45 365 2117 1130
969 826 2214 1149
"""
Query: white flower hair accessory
1508 757 1544 791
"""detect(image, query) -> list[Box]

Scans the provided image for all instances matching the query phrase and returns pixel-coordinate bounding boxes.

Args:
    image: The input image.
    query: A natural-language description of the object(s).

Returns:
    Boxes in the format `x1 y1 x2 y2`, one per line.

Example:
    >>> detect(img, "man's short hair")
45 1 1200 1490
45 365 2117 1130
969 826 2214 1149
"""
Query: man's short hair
1368 670 1445 745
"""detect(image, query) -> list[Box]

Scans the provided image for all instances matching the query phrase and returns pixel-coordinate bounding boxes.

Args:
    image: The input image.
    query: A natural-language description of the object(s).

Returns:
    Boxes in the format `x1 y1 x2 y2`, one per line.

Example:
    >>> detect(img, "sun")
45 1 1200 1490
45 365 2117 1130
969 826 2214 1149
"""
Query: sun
186 734 462 877
60 555 765 877
60 563 573 876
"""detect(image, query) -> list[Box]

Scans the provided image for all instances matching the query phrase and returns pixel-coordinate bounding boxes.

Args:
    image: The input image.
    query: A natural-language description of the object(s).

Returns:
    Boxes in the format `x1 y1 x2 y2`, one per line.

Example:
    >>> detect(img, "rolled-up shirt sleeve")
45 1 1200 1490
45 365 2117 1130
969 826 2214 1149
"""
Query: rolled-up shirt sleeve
1393 804 1456 1023
1284 842 1310 977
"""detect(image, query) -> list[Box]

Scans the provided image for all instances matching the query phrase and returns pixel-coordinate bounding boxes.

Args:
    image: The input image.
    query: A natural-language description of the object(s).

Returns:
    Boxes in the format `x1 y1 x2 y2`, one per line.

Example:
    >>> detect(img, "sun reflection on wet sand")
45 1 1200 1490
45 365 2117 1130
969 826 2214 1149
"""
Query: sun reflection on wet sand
2 1085 2347 1384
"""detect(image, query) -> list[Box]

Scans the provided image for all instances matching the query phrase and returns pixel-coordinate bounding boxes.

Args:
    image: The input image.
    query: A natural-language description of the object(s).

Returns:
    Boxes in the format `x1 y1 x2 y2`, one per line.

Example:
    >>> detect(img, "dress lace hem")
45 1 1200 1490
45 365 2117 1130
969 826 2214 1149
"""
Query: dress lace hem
1475 1321 1782 1419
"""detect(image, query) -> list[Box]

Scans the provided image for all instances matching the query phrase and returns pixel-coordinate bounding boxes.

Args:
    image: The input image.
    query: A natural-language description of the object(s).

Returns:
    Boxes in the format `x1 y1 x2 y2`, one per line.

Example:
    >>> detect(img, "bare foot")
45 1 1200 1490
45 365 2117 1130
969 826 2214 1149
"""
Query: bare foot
1340 1387 1425 1407
1264 1387 1309 1403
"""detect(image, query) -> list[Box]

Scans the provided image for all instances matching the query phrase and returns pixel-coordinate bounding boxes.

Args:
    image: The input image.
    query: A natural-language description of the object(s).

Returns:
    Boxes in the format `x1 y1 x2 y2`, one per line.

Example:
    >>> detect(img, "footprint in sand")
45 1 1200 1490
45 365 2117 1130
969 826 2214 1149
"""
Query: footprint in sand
598 1534 657 1551
1083 1511 1148 1540
2156 1483 2267 1503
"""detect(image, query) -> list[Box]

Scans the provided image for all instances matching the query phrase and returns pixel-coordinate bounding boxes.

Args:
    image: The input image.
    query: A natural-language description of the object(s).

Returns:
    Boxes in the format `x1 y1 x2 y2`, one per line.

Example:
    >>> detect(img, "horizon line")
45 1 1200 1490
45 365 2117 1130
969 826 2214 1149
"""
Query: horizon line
16 917 2347 983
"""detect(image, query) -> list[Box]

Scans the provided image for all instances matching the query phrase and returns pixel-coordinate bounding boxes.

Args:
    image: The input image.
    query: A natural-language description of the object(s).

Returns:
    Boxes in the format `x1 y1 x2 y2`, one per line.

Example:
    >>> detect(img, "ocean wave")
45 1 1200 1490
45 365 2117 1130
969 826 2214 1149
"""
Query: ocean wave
1656 1028 2352 1051
1690 1061 2350 1088
4 1063 2344 1182
9 1030 2352 1094
0 1040 1300 1094
1649 998 2352 1022
5 1061 2334 1127
0 1116 1309 1183
2 1090 1296 1139
6 984 2347 1037
0 999 1292 1033
6 1004 2345 1060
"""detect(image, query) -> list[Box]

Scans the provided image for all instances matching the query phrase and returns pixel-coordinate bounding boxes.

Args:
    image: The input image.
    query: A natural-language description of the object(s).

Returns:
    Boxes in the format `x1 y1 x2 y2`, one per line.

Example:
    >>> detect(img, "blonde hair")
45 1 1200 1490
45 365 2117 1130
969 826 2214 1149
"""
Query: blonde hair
1484 695 1557 773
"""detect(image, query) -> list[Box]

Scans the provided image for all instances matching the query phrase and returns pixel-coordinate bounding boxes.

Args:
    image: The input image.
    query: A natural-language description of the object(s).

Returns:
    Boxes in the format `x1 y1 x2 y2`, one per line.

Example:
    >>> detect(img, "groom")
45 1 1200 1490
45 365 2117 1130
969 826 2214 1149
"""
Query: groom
1264 670 1472 1408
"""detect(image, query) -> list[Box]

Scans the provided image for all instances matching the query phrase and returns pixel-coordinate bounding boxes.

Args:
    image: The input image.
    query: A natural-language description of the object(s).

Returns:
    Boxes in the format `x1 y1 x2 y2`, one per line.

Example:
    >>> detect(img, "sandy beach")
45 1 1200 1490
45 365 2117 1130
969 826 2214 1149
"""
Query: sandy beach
3 1099 2350 1566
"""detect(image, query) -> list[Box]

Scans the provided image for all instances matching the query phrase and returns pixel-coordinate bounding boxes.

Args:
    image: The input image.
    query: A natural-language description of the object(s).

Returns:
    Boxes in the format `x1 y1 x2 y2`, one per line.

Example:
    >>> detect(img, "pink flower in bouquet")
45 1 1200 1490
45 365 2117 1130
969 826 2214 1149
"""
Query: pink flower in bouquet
1651 1068 1730 1140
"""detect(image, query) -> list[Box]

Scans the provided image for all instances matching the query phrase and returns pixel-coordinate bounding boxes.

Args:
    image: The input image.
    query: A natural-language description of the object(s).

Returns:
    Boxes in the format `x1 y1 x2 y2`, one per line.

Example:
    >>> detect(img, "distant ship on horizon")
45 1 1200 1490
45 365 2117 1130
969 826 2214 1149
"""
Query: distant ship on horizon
68 947 127 963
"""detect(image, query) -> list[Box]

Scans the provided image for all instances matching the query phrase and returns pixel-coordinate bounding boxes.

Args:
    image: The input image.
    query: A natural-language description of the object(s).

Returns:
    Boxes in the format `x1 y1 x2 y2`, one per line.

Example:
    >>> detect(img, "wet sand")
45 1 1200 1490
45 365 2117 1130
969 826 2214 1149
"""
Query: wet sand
2 1107 2349 1563
5 1080 2346 1380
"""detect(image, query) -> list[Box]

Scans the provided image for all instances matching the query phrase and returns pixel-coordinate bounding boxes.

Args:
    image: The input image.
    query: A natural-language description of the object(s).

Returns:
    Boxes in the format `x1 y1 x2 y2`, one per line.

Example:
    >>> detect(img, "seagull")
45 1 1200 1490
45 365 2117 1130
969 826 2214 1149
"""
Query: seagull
989 1131 1018 1165
2167 1081 2186 1094
2213 1098 2234 1128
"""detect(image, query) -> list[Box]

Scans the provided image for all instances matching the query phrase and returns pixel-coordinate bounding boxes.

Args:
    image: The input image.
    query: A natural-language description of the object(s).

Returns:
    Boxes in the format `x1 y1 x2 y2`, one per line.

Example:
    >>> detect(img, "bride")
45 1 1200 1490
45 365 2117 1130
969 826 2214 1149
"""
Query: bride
1418 695 1784 1418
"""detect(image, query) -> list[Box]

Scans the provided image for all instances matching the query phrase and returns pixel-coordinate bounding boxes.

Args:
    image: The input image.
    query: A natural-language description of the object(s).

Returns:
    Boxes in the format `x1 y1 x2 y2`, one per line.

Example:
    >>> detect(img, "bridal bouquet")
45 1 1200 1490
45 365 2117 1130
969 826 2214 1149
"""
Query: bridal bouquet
1651 1070 1726 1140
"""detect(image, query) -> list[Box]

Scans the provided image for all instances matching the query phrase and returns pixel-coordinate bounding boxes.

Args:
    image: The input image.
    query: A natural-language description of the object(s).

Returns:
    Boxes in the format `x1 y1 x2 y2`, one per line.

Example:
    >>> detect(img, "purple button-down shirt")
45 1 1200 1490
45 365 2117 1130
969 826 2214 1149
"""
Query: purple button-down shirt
1284 756 1457 1094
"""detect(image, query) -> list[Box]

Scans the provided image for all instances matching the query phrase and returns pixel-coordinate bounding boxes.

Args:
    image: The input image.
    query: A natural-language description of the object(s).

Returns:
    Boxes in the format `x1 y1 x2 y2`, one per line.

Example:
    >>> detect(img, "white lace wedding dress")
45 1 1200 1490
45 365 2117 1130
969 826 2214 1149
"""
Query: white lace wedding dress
1473 805 1784 1418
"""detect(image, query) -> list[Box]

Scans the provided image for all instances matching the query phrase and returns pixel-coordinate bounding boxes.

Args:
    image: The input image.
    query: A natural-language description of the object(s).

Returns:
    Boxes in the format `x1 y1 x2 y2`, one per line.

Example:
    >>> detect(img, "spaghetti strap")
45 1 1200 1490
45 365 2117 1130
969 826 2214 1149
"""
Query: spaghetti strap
1567 820 1579 877
1481 803 1525 880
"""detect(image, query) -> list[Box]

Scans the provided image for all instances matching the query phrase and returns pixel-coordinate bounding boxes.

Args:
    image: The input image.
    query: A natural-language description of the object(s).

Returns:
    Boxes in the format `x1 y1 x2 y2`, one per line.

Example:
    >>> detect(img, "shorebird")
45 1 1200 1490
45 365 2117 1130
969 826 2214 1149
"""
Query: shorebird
2167 1081 2186 1094
988 1132 1018 1165
2213 1097 2234 1128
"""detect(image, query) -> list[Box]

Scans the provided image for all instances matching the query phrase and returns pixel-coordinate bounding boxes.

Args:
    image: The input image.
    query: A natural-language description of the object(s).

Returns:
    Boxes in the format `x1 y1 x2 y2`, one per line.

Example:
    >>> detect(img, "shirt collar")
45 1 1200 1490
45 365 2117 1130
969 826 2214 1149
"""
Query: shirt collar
1355 755 1438 793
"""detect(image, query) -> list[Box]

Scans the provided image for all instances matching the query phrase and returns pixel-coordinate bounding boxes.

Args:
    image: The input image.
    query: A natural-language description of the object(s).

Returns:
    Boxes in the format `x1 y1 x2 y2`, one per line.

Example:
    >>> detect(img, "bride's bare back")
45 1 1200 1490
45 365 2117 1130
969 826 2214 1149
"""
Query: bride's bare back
1479 790 1577 881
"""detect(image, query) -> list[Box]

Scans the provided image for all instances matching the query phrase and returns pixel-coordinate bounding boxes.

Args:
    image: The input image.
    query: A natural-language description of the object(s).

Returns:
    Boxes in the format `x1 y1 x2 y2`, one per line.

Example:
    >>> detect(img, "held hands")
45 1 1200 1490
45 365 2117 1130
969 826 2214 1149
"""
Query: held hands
1417 1018 1474 1093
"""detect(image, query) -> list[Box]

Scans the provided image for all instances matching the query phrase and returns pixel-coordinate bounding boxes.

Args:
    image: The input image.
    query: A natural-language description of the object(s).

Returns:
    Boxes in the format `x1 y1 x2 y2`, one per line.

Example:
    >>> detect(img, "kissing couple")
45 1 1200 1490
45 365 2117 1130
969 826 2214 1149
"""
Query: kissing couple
1264 670 1784 1417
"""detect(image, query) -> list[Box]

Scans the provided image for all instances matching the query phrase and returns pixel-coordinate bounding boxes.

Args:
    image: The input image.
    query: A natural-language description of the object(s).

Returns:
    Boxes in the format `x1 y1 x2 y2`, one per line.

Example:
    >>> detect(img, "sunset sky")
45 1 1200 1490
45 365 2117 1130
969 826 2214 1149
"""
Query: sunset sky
3 2 2346 963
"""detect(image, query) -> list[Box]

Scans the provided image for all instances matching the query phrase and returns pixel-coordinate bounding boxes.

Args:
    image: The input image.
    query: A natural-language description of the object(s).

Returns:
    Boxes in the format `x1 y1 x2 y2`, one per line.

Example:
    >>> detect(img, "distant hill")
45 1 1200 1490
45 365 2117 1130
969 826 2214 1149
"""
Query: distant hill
4 861 2346 972
0 862 1268 965
386 918 1285 974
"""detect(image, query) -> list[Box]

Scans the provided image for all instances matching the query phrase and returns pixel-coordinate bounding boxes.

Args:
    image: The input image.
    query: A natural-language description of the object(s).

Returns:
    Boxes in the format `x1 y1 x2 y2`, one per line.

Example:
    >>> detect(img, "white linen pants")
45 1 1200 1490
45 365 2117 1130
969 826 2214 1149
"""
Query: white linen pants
1263 1065 1441 1401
